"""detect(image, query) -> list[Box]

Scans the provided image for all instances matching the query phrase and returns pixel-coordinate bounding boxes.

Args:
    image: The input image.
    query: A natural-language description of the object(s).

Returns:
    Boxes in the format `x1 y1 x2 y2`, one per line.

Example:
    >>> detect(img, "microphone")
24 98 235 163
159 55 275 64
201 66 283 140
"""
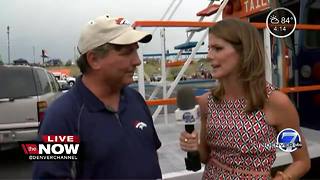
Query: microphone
175 87 201 171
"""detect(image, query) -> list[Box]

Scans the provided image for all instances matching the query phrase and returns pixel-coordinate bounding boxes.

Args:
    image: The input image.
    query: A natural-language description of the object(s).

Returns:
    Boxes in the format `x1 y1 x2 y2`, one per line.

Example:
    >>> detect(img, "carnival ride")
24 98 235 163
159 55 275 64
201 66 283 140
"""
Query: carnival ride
133 0 320 128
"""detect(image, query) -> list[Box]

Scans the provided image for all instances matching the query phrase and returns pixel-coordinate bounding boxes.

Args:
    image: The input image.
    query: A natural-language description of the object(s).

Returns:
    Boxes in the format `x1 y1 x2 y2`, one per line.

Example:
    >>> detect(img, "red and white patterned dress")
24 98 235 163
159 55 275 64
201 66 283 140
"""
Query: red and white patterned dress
203 83 277 180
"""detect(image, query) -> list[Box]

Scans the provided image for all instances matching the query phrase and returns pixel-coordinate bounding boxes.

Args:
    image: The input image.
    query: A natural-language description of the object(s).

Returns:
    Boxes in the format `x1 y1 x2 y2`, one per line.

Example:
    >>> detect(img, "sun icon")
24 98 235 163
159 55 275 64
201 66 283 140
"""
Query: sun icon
270 15 279 24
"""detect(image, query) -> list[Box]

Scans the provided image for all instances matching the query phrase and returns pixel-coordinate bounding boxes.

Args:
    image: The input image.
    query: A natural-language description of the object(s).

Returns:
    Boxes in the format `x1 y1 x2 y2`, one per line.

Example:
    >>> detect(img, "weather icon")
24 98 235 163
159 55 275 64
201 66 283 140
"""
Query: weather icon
266 7 297 38
270 15 279 24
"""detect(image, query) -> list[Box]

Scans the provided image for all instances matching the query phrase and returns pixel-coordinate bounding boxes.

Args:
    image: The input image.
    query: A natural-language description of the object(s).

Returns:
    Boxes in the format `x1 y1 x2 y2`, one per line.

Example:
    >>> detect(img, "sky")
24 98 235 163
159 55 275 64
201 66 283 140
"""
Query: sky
0 0 212 64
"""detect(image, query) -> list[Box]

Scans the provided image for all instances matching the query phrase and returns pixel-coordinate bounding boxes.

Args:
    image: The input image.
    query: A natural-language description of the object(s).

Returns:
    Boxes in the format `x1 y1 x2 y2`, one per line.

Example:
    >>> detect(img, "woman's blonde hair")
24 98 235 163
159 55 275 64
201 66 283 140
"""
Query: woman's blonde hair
209 18 267 113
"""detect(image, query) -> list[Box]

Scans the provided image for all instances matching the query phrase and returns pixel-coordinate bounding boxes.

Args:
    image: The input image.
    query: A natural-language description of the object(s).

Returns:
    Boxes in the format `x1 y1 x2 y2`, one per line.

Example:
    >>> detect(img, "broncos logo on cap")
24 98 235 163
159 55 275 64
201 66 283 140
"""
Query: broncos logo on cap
115 17 131 25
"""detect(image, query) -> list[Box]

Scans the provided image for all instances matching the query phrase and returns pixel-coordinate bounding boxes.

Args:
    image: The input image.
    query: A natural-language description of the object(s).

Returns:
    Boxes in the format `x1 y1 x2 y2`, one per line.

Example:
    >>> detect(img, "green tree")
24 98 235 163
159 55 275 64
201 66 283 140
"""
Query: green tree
65 60 72 66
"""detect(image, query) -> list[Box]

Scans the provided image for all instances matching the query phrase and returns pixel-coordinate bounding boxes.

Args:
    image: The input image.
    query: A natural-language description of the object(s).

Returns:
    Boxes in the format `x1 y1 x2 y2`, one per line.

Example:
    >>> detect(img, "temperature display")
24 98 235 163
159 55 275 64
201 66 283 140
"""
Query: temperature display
266 7 296 38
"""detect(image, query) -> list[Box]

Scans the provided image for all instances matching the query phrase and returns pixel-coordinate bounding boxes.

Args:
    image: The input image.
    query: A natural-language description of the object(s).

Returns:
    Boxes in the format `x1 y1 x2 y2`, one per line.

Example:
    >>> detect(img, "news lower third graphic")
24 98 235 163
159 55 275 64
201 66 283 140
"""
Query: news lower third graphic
20 135 80 161
276 128 302 153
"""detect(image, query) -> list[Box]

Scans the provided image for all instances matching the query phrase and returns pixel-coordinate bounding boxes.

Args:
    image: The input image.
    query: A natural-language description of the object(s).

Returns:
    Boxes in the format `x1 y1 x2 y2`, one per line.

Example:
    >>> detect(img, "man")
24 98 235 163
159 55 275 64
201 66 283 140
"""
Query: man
33 15 162 179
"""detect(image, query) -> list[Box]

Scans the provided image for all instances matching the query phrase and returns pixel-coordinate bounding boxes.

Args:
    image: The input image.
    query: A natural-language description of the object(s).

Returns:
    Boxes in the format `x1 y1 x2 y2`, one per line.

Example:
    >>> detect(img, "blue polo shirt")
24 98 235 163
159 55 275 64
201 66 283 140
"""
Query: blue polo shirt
33 78 162 179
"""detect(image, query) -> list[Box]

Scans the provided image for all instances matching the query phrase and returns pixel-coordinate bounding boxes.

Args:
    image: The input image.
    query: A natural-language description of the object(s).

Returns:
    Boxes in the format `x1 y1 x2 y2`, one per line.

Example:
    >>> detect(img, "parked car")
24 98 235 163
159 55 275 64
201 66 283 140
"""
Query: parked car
56 80 71 93
52 72 76 86
0 65 66 150
150 74 162 82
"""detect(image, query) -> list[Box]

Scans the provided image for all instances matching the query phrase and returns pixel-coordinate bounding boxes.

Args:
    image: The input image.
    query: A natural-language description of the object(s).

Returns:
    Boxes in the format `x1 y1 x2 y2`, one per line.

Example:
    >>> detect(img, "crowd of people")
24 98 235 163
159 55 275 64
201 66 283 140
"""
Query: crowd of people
191 68 213 80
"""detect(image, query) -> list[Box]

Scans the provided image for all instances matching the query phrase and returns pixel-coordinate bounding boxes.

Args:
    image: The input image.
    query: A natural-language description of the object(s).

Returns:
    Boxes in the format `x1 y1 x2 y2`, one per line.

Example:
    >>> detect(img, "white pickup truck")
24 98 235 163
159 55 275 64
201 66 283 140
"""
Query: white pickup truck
52 72 76 87
0 65 65 150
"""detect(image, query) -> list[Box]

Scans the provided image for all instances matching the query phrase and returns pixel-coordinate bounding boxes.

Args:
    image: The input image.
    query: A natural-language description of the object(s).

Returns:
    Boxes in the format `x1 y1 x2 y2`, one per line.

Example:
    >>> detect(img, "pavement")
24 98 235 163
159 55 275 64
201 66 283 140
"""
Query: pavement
155 113 204 179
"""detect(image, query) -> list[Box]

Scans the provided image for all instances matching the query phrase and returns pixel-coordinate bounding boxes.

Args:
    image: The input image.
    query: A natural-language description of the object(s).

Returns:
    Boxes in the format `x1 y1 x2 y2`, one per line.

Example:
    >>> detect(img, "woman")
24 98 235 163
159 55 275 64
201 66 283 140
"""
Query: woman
179 18 310 179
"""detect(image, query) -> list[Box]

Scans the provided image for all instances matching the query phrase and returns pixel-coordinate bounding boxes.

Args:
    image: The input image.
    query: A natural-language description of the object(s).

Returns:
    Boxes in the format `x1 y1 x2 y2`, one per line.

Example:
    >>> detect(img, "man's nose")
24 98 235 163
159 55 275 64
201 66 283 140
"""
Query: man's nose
132 53 141 66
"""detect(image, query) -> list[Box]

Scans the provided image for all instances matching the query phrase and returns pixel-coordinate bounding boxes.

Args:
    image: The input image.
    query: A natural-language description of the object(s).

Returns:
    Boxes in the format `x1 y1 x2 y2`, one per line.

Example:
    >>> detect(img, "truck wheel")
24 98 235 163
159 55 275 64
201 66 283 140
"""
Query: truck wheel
68 81 75 87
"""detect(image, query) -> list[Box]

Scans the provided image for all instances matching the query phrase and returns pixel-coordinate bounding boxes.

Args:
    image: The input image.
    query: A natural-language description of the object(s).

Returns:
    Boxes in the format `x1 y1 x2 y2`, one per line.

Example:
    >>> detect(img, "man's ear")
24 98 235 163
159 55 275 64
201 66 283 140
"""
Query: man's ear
86 51 101 70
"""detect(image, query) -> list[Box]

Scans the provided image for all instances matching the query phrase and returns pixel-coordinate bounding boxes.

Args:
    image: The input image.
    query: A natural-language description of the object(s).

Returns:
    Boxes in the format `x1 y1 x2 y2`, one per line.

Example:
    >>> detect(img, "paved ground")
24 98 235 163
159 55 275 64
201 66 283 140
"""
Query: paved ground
155 113 201 174
154 113 204 179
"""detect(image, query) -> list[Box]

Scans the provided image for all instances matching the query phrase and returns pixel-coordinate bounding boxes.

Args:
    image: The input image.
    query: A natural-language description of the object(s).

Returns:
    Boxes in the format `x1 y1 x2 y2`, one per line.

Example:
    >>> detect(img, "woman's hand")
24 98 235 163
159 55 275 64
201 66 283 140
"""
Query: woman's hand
179 131 199 152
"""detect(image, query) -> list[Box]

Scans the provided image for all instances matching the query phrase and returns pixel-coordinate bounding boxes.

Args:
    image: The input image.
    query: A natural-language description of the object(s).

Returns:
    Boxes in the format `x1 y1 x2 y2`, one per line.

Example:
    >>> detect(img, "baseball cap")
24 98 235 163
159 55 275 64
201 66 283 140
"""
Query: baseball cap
77 15 152 55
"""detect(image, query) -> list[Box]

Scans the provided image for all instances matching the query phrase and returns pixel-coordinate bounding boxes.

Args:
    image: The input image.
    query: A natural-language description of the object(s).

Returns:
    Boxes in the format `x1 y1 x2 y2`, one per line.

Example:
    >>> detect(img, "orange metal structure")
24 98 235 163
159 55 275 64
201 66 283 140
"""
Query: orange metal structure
133 21 320 30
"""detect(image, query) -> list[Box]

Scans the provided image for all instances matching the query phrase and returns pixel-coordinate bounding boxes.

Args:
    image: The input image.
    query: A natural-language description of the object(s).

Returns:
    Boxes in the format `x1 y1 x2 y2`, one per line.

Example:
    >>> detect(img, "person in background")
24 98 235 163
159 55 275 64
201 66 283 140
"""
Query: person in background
33 14 162 179
179 18 310 179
